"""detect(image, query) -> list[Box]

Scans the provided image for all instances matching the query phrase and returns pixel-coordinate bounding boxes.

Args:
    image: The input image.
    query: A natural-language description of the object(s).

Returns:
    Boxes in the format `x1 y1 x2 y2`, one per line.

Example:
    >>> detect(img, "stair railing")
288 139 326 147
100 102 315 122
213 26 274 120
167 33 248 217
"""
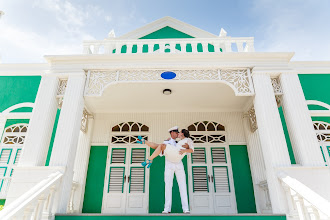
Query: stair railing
278 171 330 220
0 171 63 220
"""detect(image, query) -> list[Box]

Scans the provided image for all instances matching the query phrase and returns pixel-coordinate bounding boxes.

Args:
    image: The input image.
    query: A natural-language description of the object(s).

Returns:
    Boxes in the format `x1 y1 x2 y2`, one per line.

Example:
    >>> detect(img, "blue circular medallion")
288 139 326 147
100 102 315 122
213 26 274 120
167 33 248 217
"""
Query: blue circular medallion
161 71 176 80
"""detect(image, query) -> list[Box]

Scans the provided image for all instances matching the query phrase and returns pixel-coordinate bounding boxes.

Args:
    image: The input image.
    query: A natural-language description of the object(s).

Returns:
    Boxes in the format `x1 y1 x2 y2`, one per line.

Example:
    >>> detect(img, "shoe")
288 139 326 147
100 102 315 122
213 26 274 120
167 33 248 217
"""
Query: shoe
141 159 152 168
183 210 190 214
162 211 170 214
136 136 145 144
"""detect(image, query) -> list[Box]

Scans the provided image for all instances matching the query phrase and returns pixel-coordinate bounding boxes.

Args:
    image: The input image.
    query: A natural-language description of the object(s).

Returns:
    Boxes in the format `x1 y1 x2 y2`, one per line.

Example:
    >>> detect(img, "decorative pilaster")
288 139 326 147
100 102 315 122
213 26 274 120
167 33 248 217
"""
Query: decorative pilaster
252 73 291 214
49 73 86 213
19 76 59 166
71 117 94 212
280 73 324 166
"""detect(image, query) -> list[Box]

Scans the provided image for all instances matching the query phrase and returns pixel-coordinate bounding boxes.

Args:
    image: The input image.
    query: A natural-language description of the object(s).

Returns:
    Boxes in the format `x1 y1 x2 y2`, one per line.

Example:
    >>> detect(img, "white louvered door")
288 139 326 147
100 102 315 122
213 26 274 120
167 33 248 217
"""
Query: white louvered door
188 145 236 214
102 146 148 214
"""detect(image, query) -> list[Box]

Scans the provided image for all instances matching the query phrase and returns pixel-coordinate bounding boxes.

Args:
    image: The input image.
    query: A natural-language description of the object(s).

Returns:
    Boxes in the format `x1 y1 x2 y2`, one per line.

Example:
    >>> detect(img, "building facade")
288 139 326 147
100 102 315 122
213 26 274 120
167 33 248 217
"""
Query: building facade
0 17 330 219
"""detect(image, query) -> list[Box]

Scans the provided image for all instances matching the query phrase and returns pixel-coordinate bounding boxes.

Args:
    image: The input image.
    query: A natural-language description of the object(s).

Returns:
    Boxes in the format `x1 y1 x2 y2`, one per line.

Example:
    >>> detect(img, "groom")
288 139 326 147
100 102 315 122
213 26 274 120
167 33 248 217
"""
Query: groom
161 126 190 214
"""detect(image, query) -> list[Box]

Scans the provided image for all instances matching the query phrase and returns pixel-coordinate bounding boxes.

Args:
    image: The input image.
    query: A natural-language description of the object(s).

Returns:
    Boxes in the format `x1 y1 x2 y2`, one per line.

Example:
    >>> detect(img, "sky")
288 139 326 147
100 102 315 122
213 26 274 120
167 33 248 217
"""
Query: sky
0 0 329 63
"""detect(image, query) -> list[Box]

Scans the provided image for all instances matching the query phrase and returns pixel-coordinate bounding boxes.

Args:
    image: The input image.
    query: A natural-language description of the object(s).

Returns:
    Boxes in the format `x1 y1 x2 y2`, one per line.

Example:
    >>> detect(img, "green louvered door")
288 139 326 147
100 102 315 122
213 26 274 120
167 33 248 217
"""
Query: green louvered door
102 146 148 214
188 145 236 214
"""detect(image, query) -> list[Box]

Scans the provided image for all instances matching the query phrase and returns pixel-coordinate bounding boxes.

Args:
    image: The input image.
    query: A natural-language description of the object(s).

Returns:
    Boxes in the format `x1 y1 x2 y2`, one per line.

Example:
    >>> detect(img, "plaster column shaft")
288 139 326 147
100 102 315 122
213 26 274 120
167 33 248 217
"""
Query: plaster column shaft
252 73 291 214
19 76 59 166
280 73 324 166
72 118 94 212
49 73 86 213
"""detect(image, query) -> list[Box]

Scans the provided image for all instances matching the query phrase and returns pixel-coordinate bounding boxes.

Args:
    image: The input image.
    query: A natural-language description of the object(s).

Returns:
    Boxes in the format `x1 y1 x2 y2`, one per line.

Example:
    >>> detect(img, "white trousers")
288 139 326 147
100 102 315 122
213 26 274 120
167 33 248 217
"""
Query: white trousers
164 160 189 212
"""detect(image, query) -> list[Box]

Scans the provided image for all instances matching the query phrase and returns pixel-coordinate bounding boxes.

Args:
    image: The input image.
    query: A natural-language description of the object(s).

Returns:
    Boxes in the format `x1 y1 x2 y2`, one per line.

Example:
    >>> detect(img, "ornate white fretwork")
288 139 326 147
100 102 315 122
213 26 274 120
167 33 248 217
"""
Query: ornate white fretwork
112 122 149 132
271 77 282 95
275 95 282 107
2 124 28 145
187 121 226 143
313 121 330 142
187 121 225 131
57 79 68 96
81 108 93 133
245 107 258 132
84 69 254 96
111 122 149 145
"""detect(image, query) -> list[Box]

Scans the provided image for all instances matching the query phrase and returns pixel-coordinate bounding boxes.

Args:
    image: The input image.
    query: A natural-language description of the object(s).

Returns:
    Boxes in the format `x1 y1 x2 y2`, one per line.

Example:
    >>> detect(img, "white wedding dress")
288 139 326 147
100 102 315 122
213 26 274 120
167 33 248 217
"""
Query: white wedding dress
164 138 194 163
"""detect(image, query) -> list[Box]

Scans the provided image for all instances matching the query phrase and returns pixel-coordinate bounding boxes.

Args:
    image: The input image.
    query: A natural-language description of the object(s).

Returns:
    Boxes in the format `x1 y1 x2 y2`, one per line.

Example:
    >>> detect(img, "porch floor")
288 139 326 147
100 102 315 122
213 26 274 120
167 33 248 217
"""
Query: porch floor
55 214 286 220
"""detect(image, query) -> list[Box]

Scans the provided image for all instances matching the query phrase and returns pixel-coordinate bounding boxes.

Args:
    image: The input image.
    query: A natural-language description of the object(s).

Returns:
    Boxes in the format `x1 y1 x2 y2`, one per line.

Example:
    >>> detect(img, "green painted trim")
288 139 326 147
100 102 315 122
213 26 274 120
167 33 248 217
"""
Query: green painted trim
327 146 330 157
0 199 5 206
192 166 209 193
191 147 206 164
211 147 227 164
55 215 287 220
13 148 22 164
320 146 327 164
10 169 13 177
0 167 7 191
212 166 230 193
111 148 126 164
129 167 145 193
0 149 12 164
108 167 125 193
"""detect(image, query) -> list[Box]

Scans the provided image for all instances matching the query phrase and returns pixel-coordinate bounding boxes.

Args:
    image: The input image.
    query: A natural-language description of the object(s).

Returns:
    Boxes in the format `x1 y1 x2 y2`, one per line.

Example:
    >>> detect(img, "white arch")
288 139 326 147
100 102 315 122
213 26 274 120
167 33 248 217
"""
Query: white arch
306 100 330 117
2 102 34 114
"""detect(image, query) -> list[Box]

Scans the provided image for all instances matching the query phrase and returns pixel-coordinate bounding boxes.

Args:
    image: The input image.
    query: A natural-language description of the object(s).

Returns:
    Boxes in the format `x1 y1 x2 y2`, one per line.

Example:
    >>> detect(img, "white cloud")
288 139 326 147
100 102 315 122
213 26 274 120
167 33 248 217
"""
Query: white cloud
252 0 330 61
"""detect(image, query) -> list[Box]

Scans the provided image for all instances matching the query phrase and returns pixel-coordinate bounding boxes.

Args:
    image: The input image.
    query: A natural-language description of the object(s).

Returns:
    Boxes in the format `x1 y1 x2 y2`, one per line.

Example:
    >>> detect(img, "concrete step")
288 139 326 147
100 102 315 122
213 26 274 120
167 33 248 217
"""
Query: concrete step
56 214 286 220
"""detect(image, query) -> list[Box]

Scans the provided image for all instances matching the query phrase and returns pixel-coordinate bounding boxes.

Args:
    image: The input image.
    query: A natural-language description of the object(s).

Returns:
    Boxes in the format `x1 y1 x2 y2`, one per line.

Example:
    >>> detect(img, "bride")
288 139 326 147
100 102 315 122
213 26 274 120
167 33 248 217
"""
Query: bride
139 129 194 168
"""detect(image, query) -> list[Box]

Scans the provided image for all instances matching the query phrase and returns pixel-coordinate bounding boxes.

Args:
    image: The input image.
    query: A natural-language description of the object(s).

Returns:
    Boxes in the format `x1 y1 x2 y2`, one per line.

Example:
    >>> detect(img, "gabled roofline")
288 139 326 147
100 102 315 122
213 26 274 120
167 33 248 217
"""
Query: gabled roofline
118 16 218 39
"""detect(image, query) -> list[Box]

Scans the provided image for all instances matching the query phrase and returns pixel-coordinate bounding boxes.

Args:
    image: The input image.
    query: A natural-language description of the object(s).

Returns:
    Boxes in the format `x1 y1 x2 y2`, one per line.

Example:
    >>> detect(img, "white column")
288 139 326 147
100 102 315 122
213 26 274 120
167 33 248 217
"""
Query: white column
19 76 59 166
280 73 324 166
0 116 6 140
49 73 86 213
71 118 94 212
252 73 291 214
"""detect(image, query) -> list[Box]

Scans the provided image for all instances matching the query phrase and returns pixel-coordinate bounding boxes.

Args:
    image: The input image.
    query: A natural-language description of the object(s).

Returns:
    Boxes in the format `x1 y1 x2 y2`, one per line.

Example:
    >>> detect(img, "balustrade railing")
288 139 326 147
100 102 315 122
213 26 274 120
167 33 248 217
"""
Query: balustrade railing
0 171 63 220
278 172 330 220
83 37 254 55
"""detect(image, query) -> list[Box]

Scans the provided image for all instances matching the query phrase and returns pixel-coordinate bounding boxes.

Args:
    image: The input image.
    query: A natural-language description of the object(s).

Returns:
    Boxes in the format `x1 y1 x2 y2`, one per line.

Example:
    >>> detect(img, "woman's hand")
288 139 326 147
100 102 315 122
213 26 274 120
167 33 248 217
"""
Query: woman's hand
179 149 186 155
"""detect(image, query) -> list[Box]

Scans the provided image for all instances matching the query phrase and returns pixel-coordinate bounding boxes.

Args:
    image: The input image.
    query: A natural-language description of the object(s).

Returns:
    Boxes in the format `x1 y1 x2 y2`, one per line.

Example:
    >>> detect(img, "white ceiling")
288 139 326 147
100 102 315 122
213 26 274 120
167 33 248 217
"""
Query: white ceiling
85 82 251 113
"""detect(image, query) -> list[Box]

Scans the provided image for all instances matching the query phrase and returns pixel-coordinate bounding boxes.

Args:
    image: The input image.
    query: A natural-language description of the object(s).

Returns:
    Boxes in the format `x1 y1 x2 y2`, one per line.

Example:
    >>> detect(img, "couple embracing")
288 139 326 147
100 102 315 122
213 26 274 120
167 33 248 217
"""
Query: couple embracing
137 126 194 214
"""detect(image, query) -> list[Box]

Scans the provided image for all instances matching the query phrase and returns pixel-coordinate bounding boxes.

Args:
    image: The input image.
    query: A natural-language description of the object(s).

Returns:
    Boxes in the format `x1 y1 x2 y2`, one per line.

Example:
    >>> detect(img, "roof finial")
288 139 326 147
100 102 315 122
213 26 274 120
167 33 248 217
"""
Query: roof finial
108 29 116 38
219 28 227 37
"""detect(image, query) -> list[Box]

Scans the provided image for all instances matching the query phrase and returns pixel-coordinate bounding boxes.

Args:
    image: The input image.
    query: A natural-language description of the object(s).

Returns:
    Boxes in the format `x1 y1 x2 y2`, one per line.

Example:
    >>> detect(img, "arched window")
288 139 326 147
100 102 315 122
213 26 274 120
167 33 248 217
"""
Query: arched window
313 121 330 142
187 121 225 143
0 123 28 198
111 122 149 144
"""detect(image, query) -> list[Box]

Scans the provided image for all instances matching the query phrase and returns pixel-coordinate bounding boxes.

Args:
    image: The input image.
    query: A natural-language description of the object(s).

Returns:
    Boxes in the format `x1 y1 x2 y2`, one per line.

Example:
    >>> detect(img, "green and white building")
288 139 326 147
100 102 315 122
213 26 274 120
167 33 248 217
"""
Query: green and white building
0 17 330 220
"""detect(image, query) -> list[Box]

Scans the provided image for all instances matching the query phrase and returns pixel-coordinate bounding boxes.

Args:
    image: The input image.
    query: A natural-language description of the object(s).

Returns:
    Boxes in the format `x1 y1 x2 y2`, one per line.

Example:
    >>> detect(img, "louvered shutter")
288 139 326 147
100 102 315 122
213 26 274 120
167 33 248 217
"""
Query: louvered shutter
211 148 226 163
0 167 7 192
14 149 22 164
108 167 125 193
111 149 126 164
192 166 208 192
191 148 206 163
213 166 230 192
131 148 146 164
0 149 12 164
129 167 145 193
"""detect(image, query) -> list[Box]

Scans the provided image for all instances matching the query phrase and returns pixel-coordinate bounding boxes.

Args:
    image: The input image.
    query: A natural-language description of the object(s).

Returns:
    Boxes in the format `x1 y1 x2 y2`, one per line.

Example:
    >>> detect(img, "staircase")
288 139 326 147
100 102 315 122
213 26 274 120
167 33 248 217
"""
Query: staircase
55 214 286 220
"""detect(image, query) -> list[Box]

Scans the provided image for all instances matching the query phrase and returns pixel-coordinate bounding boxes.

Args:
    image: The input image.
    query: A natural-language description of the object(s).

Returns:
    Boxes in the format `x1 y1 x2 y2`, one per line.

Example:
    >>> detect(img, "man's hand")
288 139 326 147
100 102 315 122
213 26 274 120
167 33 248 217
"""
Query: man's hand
182 143 189 149
179 149 186 155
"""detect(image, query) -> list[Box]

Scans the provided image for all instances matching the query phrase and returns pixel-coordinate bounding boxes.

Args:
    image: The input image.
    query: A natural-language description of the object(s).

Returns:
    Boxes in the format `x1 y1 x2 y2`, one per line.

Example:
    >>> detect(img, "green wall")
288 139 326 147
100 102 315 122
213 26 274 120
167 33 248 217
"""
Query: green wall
0 76 41 112
82 146 108 213
229 145 256 213
148 149 189 213
140 26 194 39
45 109 61 166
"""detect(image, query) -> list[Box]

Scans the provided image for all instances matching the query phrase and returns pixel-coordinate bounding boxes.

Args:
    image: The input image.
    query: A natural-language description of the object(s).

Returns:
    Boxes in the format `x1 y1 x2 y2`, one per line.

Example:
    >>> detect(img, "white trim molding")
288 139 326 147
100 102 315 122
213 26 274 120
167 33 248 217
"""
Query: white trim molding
306 100 330 117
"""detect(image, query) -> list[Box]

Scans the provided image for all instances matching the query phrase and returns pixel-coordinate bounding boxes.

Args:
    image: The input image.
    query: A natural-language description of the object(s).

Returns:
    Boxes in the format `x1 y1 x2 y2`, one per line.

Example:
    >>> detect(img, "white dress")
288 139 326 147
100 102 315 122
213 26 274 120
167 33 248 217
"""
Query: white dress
164 138 194 163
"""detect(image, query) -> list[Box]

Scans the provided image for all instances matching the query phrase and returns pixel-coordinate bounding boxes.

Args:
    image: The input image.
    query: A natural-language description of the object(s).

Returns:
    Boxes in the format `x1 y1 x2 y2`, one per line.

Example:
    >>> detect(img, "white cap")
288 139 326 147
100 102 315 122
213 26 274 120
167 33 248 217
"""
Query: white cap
168 126 179 132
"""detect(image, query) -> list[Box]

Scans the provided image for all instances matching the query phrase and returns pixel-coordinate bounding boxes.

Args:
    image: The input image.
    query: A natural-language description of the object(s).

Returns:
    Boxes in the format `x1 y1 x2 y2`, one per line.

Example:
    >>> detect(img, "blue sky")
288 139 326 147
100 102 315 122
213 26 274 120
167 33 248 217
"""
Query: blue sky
0 0 329 63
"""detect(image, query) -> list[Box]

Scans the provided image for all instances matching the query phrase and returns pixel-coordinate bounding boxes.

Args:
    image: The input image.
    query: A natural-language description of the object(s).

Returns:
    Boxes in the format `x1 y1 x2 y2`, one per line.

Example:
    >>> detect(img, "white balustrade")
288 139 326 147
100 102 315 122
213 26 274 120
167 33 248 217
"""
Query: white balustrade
82 37 255 54
278 172 330 220
0 171 63 220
